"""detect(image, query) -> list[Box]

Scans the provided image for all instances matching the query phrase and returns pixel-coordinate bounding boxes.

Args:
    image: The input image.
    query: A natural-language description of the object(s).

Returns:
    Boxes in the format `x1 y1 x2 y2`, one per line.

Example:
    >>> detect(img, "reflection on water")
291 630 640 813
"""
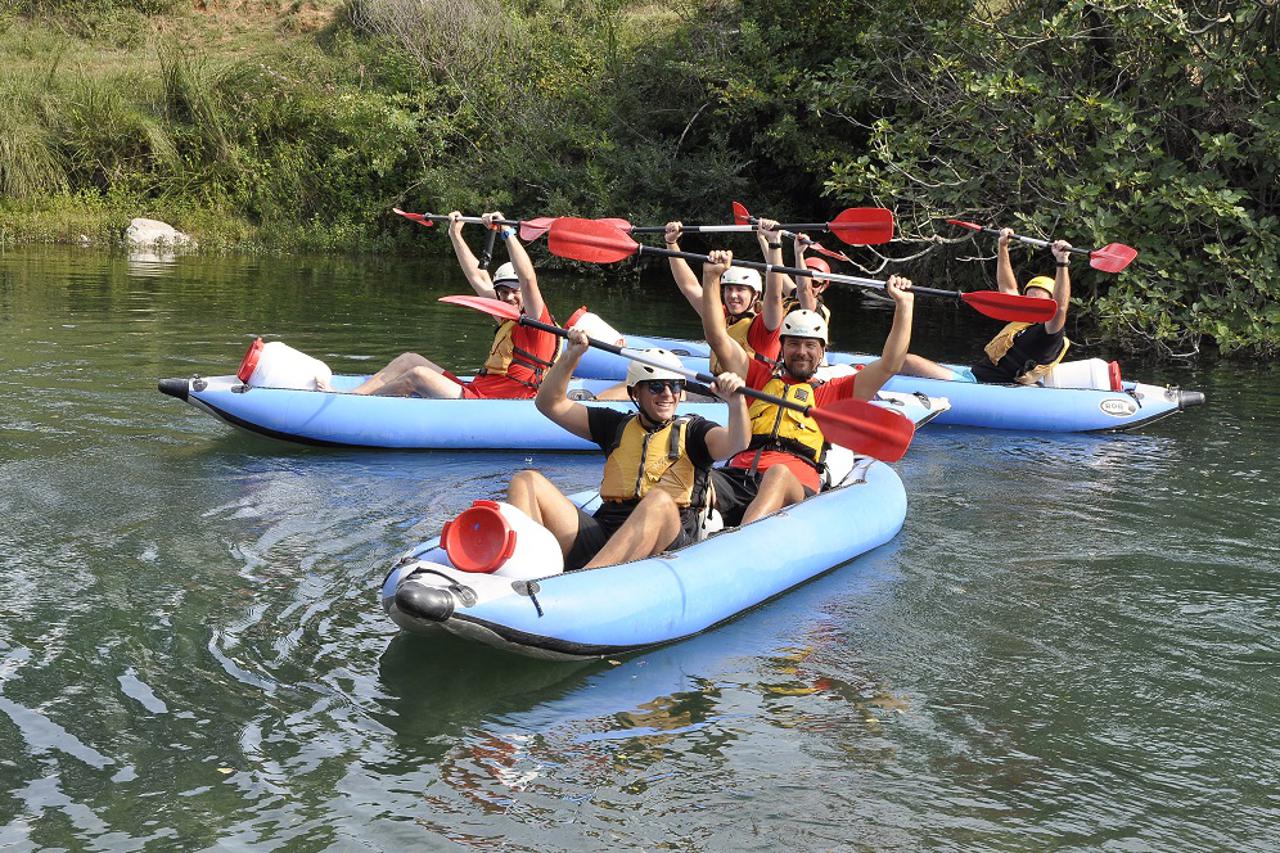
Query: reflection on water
0 247 1278 848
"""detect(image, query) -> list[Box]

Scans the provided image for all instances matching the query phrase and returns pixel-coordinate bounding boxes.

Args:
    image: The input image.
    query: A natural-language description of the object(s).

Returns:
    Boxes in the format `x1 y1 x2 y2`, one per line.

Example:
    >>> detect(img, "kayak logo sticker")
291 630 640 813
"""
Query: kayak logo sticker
1099 398 1138 417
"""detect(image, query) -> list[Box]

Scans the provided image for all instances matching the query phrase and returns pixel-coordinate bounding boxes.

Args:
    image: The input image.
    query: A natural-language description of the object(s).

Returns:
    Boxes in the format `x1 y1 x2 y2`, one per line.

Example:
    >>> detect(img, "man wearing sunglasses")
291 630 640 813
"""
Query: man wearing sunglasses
505 329 751 570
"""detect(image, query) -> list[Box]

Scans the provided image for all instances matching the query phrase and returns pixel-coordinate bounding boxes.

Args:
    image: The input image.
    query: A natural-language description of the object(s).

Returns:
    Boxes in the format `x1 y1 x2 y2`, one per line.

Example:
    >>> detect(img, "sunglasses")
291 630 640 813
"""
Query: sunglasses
639 379 685 395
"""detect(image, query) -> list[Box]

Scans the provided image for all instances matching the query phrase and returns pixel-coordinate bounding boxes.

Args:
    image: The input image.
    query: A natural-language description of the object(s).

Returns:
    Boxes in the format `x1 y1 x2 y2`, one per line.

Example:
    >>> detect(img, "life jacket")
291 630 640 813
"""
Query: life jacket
745 372 828 472
599 415 710 508
480 315 558 390
782 296 831 325
710 309 759 376
983 322 1071 383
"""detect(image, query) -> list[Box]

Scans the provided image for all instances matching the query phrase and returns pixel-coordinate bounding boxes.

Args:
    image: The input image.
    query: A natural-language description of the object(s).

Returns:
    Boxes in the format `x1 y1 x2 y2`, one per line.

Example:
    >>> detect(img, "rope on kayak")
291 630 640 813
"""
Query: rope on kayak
515 580 544 618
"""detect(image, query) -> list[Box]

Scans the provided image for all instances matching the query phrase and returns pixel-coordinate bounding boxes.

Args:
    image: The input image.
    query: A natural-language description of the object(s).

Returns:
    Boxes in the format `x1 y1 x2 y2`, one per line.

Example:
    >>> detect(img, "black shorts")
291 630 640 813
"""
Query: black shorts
564 502 697 571
710 466 817 528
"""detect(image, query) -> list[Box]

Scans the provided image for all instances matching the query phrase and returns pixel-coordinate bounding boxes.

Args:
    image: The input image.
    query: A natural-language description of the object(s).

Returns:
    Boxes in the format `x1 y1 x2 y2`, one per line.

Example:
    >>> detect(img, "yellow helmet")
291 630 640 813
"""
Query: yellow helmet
1024 276 1055 295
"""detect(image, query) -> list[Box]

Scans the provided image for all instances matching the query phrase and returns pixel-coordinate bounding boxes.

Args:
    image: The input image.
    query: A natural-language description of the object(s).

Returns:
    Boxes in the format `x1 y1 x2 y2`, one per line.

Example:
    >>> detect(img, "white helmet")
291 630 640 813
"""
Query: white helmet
492 262 519 288
625 349 686 388
781 308 828 345
720 266 762 293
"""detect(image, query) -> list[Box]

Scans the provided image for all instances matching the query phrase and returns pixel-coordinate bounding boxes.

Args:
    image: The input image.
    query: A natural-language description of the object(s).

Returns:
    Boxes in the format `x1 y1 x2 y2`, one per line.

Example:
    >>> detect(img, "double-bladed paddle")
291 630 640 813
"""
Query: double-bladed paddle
392 208 557 244
946 219 1138 273
623 203 894 249
547 217 1058 324
438 294 916 462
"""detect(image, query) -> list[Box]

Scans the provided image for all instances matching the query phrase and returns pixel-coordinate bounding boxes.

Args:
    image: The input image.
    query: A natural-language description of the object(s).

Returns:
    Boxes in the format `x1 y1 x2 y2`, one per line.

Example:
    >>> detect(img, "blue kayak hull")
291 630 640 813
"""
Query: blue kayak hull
380 459 905 659
159 374 947 450
574 333 1203 433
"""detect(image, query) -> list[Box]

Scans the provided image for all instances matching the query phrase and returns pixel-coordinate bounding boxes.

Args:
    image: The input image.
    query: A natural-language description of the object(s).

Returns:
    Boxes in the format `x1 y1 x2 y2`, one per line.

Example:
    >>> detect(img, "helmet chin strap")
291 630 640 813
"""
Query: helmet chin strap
628 389 674 430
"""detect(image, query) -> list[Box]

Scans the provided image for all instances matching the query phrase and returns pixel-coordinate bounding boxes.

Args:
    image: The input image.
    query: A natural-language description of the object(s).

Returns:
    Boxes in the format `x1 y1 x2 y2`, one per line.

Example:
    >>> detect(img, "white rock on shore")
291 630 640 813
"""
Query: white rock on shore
124 218 195 248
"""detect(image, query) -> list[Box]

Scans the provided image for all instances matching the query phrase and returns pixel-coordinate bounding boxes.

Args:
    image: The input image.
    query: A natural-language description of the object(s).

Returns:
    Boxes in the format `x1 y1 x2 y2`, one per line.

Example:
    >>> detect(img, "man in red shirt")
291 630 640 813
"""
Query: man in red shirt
701 246 916 526
339 211 557 398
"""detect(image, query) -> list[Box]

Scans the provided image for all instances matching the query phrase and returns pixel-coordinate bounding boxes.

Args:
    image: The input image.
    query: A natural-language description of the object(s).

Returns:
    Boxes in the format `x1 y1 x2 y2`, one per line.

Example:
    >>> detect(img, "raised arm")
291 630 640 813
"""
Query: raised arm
702 372 751 460
534 329 592 440
994 228 1018 295
448 211 495 296
1045 239 1072 335
792 234 816 311
850 276 916 400
483 211 546 321
664 222 705 317
701 249 749 377
757 219 787 331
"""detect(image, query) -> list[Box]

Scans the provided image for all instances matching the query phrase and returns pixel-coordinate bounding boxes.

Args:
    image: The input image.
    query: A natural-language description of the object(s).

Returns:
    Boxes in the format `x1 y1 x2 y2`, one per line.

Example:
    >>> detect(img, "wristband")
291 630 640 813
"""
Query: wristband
1056 260 1069 268
500 227 515 241
767 242 782 249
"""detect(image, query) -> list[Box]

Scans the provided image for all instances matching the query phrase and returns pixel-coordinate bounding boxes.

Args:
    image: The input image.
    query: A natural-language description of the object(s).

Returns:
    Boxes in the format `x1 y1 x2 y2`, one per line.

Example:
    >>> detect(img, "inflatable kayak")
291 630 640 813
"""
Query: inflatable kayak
379 453 905 659
573 333 1205 433
157 374 948 450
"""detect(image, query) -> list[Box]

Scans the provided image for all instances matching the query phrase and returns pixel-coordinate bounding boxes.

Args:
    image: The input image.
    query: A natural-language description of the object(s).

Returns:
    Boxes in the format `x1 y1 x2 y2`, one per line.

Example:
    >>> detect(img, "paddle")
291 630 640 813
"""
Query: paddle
439 294 915 462
547 217 1057 324
946 219 1138 273
623 204 893 248
391 208 556 244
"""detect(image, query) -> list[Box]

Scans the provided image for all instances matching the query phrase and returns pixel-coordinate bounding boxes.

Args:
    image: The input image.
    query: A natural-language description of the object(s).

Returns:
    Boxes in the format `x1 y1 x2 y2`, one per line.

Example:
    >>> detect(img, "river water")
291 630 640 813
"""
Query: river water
0 246 1277 849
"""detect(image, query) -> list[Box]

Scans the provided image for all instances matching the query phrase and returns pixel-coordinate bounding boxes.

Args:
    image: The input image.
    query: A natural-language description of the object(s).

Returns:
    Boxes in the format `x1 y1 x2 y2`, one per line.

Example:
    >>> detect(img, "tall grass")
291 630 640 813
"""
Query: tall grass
0 88 66 200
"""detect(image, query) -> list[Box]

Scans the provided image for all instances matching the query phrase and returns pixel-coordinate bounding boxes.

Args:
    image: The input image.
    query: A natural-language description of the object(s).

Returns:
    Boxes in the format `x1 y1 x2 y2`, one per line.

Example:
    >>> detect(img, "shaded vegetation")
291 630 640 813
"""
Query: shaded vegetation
0 0 1275 354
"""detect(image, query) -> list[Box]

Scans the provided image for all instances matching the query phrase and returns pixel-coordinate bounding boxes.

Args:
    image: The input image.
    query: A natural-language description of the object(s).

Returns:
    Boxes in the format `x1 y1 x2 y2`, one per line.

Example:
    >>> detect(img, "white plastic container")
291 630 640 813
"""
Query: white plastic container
566 306 625 345
1042 358 1122 391
441 500 564 579
236 338 332 390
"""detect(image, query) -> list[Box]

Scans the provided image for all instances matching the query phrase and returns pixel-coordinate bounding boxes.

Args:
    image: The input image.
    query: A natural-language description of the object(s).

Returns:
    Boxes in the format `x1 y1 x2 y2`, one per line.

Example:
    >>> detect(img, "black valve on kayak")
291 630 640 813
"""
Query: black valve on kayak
395 583 455 622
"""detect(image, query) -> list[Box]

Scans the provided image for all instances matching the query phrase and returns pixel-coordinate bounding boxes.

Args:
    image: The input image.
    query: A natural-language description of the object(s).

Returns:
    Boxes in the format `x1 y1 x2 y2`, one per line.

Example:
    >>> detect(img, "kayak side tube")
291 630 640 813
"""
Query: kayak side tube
380 459 906 660
574 333 1205 433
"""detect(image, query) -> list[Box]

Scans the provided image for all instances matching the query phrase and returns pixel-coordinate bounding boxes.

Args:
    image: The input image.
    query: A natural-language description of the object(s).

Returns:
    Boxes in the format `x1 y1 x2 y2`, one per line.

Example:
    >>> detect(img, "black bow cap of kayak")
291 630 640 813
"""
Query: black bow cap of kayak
396 583 455 622
158 378 189 402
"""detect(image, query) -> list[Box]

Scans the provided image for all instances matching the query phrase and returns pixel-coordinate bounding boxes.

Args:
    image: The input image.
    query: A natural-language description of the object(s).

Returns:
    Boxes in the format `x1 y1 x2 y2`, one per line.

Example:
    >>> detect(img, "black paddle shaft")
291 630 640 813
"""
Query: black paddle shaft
966 224 1094 257
516 314 819 417
631 243 964 301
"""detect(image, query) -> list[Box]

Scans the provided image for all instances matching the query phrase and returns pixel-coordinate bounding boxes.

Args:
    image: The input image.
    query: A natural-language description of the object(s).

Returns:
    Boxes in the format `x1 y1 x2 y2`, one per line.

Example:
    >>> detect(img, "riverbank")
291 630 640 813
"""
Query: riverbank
3 1 1276 355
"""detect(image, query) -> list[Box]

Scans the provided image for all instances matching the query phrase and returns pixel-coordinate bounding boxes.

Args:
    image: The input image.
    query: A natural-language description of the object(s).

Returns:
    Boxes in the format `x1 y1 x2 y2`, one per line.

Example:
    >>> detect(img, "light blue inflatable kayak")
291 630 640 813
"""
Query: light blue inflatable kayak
573 333 1205 433
380 455 905 659
158 373 948 450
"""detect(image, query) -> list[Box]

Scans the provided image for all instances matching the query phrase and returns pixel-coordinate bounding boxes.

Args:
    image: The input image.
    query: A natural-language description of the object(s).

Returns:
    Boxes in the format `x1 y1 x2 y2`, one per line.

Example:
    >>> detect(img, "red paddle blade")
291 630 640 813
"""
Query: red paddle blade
811 398 915 463
946 218 984 232
438 294 521 321
810 243 852 263
960 291 1058 323
392 208 434 227
547 218 640 264
598 217 634 232
518 217 556 242
731 201 753 226
1090 242 1138 273
827 207 894 245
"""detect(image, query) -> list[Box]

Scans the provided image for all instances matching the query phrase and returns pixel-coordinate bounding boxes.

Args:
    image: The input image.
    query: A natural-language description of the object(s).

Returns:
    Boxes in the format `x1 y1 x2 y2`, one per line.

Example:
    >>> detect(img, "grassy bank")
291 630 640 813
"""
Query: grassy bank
2 0 1277 355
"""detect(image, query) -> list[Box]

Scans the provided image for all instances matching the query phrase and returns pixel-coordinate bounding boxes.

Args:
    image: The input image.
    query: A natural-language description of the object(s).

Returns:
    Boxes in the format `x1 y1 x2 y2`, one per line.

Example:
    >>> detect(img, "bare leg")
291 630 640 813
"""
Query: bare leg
741 465 807 525
591 381 632 401
350 352 450 395
506 470 582 557
367 365 464 399
584 489 682 568
898 353 961 381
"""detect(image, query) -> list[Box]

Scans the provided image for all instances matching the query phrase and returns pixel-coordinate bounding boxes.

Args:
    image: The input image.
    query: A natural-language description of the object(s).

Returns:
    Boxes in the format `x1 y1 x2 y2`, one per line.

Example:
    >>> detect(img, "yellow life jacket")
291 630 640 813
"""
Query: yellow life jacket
710 311 758 376
745 373 827 472
599 415 708 507
481 318 558 389
983 322 1071 383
